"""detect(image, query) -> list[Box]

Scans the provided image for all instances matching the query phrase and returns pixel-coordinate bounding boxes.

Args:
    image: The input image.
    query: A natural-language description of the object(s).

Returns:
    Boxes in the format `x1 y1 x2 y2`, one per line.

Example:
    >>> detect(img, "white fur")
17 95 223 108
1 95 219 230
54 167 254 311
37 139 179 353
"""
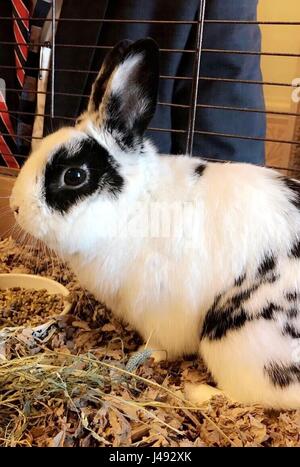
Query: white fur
11 126 300 409
10 41 300 408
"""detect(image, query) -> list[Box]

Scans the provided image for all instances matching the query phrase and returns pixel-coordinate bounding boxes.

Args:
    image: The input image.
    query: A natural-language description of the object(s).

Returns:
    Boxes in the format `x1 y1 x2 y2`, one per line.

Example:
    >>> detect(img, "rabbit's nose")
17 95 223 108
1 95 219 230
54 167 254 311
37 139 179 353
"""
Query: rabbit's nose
14 207 19 215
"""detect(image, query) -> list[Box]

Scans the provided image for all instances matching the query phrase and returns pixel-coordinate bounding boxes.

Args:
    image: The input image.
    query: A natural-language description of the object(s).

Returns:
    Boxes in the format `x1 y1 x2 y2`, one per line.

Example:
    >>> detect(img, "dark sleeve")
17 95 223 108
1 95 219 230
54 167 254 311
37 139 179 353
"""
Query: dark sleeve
171 0 266 163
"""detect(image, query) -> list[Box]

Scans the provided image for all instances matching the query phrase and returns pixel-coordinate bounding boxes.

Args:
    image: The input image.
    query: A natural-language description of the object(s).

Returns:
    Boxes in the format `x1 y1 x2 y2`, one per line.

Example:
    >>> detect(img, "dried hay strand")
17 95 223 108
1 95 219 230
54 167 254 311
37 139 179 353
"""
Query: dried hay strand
0 350 231 447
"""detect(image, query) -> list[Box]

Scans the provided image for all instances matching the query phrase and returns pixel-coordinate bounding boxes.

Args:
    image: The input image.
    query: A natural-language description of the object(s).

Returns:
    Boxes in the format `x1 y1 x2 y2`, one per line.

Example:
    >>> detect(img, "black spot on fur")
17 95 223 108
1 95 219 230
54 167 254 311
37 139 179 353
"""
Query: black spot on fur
45 137 124 213
281 177 300 210
260 302 282 320
288 308 298 319
201 284 261 340
264 361 300 388
283 323 300 339
289 239 300 259
234 273 246 287
201 306 250 340
261 307 273 320
285 291 299 302
266 273 280 284
211 294 222 310
231 288 253 308
230 284 260 309
257 254 276 277
194 164 206 177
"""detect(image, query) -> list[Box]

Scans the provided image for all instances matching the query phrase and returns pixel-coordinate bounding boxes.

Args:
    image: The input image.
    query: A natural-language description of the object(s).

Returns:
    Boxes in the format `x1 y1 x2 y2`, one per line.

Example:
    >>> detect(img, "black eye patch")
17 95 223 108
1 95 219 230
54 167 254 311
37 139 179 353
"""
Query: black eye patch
44 137 124 213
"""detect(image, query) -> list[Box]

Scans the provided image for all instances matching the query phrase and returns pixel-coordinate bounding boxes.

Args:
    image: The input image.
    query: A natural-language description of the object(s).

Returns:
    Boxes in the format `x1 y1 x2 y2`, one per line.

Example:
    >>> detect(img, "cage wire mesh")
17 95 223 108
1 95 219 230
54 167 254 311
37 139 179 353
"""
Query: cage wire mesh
0 0 300 177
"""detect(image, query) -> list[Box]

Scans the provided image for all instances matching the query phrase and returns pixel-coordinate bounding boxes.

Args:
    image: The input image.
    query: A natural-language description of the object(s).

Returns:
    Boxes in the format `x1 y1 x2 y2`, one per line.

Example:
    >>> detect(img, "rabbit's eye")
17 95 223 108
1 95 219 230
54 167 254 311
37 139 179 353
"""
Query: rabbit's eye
63 167 87 187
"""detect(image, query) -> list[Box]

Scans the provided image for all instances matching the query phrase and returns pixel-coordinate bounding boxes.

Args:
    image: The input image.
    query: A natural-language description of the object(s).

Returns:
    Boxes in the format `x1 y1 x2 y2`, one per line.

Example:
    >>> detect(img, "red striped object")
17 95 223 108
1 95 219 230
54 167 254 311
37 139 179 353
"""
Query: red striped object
0 0 29 167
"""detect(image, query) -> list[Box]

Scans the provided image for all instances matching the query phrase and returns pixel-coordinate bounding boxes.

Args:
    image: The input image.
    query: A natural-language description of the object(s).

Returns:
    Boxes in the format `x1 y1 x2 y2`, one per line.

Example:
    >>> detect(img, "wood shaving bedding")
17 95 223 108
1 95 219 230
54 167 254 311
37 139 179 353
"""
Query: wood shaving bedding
0 237 299 447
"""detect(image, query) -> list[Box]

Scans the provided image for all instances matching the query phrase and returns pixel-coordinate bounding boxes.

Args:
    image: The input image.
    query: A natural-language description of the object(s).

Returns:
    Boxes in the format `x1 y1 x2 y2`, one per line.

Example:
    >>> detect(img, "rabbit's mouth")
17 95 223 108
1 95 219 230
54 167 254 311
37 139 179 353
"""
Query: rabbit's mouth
14 206 49 243
11 185 53 245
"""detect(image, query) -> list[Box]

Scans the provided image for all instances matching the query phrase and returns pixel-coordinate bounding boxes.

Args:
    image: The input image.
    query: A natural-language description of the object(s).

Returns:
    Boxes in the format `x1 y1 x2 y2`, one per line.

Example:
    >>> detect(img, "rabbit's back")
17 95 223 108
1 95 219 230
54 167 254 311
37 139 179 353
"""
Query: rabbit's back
200 254 300 408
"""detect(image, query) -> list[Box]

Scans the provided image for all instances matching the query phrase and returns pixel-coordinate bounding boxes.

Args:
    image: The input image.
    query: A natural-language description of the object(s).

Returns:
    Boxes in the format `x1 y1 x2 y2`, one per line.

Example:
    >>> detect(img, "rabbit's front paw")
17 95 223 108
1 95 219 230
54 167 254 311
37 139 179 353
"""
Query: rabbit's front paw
137 345 168 363
184 383 224 405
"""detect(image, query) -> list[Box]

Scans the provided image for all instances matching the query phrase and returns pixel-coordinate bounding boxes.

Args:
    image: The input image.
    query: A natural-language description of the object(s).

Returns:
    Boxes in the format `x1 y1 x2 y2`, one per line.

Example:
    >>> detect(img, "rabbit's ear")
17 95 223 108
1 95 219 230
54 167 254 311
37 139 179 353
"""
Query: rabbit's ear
88 39 133 113
90 38 160 147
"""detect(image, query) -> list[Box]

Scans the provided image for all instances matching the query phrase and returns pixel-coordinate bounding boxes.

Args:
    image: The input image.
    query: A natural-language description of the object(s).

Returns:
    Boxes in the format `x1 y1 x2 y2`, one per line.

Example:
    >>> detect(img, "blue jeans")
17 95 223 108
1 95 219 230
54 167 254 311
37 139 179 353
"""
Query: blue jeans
170 0 266 163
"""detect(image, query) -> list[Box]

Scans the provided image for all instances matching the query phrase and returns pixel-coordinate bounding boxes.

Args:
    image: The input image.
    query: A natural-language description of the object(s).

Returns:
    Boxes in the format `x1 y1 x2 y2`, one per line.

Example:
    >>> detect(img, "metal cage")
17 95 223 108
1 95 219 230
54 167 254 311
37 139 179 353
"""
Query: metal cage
0 0 300 177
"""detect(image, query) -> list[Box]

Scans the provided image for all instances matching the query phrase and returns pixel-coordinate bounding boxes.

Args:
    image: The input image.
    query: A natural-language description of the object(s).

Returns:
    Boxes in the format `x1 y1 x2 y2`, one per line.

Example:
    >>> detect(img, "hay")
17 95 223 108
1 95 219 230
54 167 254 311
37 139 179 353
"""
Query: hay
0 237 300 447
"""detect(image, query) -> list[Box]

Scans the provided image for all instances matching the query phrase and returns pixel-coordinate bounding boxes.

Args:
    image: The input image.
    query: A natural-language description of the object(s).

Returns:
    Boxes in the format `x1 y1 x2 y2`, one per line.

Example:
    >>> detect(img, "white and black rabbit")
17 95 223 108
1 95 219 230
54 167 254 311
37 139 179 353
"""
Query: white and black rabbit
11 38 300 409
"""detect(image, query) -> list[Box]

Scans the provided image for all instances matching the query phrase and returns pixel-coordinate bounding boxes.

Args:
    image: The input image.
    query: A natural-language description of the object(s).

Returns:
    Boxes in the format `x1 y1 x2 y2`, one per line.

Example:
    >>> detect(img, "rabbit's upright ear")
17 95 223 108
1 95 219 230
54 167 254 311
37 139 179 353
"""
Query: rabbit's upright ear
88 38 160 147
88 39 133 113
